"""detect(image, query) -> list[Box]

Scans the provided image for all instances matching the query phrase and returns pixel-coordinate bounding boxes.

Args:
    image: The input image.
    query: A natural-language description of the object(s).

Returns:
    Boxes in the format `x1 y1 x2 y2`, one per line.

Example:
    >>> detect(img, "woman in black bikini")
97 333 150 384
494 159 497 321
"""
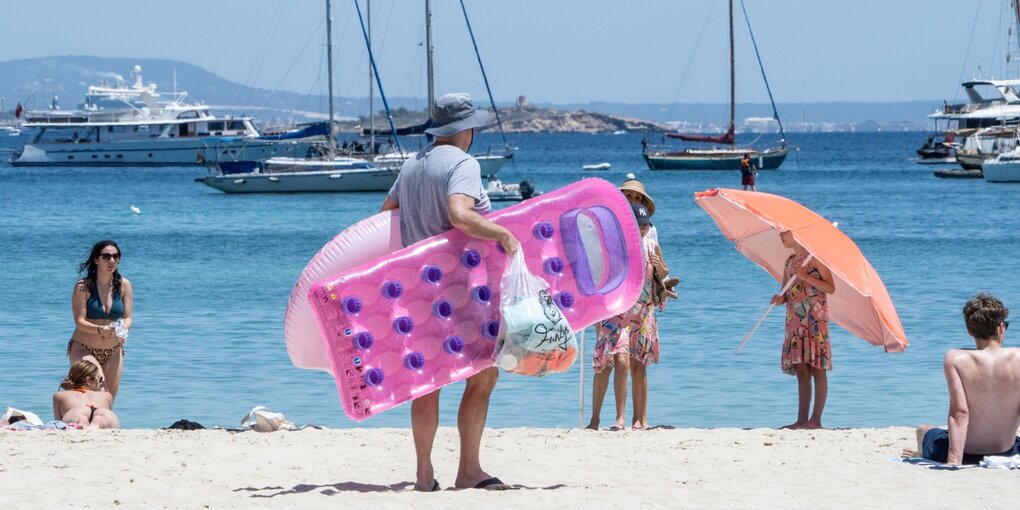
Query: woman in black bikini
68 240 133 400
52 358 119 429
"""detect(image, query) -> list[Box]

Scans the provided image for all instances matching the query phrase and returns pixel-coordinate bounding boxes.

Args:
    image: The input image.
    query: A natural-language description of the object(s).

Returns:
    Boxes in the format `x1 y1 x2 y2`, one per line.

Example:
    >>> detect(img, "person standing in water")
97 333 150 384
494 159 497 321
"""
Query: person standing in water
68 240 133 401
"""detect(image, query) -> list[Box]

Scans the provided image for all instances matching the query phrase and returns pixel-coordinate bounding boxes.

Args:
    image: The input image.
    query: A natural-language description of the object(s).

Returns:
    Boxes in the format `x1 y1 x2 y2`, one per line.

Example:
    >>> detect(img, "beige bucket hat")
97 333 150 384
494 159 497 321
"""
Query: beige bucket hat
619 179 656 216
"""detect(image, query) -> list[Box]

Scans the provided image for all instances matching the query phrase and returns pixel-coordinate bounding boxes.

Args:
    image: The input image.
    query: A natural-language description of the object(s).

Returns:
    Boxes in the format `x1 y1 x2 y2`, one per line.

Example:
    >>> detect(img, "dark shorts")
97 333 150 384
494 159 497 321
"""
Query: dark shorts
922 427 1020 464
741 173 755 186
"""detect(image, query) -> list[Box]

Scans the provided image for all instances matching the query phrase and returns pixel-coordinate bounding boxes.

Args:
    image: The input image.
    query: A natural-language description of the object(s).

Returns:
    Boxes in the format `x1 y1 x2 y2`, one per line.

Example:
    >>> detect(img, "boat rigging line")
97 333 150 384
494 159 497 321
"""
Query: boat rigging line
458 0 509 150
354 0 403 154
738 0 785 143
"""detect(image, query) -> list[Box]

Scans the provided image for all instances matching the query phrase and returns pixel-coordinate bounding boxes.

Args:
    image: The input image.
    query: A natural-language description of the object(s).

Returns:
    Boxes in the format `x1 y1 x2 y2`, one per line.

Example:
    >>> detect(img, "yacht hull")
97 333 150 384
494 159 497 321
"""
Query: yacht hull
644 146 788 171
981 162 1020 182
11 138 314 167
955 152 989 170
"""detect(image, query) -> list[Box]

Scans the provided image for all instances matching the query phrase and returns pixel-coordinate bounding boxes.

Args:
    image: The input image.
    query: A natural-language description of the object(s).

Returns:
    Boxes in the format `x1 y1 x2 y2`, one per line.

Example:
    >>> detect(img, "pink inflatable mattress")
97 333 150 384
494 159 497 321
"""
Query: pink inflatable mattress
307 178 643 420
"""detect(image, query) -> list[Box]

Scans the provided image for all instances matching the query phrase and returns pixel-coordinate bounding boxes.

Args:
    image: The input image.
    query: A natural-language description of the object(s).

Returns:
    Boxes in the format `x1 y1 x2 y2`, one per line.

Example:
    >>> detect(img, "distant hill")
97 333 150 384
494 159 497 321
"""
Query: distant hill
0 56 940 131
0 56 423 124
535 101 941 126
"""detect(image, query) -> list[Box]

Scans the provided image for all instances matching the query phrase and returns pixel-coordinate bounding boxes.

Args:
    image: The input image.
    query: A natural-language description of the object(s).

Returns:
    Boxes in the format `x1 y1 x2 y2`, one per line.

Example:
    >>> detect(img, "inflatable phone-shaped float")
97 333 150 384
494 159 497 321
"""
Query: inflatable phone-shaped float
285 211 403 374
303 178 644 420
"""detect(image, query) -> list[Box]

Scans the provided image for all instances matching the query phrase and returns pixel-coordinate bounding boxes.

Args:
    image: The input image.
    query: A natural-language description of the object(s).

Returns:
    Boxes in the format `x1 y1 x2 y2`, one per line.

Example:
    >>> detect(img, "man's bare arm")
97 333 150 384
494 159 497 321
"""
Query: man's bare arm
447 193 519 255
944 351 969 465
380 195 399 212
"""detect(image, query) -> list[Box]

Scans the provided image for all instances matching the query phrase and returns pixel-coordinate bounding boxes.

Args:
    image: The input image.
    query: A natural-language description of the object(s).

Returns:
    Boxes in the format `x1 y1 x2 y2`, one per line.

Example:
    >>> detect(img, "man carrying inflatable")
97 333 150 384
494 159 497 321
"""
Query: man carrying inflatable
380 93 520 492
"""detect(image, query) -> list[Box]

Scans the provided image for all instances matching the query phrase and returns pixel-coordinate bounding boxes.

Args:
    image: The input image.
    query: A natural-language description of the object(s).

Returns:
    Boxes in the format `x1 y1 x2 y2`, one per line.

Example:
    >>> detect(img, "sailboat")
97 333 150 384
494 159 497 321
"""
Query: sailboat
642 0 789 171
198 0 398 193
352 0 513 179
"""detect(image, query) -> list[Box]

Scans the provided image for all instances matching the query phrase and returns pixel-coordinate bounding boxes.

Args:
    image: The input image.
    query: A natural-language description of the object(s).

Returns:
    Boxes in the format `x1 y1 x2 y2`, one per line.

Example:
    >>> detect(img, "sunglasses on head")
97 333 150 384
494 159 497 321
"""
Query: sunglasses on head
99 253 121 261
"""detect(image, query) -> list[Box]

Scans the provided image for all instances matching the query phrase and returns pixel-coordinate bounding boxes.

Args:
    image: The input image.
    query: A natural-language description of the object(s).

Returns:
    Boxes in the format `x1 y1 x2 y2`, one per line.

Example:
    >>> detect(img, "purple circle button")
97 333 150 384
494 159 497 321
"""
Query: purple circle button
382 280 403 299
444 336 465 354
404 352 426 370
483 320 501 339
472 285 492 304
461 249 481 268
342 296 362 314
353 332 374 350
544 257 565 275
364 368 385 387
533 221 555 240
393 316 414 335
421 265 443 284
433 300 454 319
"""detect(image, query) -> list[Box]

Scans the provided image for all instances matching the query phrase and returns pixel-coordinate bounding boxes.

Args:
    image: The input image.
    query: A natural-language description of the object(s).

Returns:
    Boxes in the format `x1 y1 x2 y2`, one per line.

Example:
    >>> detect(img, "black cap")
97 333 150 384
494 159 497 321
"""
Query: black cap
631 202 652 227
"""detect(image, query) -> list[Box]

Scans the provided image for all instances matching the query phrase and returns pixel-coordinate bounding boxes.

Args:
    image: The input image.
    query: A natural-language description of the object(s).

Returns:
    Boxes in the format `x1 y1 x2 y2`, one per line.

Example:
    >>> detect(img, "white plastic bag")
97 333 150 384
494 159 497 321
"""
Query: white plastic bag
241 406 295 432
494 249 577 376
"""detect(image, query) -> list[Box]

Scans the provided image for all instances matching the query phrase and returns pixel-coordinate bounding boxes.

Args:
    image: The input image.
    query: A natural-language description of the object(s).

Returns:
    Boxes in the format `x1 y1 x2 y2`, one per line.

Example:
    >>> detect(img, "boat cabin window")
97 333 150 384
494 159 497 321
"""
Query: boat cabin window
228 120 246 131
177 111 199 120
208 121 225 131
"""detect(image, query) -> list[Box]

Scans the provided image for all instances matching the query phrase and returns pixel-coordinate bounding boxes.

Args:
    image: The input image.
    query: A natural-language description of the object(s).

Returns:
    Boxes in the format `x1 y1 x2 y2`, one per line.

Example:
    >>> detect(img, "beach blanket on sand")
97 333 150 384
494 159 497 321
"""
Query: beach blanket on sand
4 420 82 431
896 456 1020 470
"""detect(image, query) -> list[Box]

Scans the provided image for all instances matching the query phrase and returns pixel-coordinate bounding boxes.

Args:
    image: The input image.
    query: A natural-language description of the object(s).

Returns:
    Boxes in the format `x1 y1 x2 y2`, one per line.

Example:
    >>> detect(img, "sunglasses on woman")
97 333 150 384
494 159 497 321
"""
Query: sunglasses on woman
99 253 121 261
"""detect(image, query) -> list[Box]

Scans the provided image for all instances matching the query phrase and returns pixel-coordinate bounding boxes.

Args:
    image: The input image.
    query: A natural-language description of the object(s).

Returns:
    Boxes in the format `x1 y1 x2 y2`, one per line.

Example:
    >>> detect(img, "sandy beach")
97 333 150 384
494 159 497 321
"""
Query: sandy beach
2 426 1016 508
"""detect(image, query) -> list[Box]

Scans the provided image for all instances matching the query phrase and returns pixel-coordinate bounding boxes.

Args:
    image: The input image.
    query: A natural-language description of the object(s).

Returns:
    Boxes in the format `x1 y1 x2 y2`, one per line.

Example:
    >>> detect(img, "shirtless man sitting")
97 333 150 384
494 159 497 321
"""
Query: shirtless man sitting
53 356 120 429
902 293 1020 464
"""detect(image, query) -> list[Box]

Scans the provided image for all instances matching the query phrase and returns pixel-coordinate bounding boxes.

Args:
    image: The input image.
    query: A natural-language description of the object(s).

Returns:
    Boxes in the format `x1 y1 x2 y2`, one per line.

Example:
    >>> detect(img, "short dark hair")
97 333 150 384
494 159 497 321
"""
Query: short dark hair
963 293 1009 340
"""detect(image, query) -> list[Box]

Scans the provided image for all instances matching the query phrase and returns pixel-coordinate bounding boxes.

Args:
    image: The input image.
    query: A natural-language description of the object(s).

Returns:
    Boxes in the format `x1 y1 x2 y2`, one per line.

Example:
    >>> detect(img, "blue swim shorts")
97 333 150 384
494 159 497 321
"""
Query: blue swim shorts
922 427 1020 464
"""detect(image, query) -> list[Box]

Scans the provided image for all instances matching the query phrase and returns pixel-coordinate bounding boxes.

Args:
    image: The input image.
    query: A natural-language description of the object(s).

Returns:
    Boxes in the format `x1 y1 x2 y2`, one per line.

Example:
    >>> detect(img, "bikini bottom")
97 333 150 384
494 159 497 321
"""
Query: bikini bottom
66 339 124 365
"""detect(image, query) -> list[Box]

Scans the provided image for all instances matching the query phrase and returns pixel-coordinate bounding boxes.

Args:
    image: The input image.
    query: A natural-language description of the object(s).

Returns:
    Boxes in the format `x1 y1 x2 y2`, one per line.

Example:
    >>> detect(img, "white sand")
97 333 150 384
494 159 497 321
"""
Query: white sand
1 427 1016 508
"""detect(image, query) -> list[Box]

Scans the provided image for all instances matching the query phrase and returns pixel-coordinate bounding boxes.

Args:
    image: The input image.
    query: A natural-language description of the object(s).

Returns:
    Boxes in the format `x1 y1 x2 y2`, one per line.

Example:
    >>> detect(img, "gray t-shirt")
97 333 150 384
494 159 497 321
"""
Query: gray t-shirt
387 144 491 247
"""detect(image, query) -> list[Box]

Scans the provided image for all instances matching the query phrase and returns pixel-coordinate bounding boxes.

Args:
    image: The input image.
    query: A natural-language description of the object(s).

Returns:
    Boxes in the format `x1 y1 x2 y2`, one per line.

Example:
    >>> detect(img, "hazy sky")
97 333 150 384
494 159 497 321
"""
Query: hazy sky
2 0 1018 105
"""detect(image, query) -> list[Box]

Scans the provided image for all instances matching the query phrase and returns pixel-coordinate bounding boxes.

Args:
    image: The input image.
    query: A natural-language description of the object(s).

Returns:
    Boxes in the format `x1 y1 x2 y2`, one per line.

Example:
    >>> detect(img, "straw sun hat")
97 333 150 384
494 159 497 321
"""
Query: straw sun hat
619 179 656 216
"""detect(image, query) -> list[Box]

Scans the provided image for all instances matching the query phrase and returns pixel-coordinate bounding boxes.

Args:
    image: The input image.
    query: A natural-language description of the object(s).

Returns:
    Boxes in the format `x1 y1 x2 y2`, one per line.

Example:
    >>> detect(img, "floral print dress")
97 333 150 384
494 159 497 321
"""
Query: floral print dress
593 239 660 371
781 253 831 375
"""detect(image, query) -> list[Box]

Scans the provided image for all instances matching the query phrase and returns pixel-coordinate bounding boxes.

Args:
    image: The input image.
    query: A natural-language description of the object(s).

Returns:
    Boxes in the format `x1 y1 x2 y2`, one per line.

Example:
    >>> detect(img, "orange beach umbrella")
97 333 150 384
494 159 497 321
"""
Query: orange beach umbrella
694 188 908 352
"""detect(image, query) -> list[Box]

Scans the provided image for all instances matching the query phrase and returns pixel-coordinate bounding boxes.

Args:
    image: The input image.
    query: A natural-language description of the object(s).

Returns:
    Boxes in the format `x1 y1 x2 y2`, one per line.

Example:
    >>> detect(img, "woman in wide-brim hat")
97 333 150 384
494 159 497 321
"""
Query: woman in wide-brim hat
619 179 656 217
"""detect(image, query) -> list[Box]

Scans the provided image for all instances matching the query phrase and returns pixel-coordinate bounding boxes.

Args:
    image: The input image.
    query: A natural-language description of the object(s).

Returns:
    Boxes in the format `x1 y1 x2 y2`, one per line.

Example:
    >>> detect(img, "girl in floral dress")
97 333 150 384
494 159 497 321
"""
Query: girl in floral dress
770 230 835 430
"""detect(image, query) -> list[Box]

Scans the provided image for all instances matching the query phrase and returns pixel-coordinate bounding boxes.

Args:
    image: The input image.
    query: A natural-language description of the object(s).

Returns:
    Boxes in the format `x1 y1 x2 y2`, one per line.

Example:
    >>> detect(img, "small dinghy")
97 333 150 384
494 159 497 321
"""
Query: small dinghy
932 168 982 179
582 162 612 171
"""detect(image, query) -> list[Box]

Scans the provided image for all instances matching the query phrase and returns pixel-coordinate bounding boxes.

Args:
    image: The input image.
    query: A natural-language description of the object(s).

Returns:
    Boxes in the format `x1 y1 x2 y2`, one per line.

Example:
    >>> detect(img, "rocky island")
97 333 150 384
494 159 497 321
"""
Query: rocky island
341 98 664 134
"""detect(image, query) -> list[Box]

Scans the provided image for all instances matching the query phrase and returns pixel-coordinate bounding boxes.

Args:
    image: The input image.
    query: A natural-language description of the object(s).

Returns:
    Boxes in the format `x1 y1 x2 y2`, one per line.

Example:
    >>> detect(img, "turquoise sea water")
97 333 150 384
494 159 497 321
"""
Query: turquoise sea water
2 131 1019 430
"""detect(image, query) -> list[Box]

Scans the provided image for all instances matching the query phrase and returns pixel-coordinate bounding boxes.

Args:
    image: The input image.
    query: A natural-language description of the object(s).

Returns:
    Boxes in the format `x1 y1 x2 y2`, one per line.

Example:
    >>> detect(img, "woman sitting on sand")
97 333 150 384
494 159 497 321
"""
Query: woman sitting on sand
53 358 120 429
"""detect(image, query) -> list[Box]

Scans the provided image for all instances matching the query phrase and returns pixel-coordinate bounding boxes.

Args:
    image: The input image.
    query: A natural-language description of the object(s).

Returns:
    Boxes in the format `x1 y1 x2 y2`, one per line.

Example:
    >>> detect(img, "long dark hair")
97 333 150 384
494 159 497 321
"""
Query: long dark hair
78 240 123 297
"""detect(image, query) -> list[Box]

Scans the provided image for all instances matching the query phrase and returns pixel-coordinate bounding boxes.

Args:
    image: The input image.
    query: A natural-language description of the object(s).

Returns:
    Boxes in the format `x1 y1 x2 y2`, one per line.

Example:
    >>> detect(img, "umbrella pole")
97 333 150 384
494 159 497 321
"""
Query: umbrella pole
579 326 586 429
736 254 814 353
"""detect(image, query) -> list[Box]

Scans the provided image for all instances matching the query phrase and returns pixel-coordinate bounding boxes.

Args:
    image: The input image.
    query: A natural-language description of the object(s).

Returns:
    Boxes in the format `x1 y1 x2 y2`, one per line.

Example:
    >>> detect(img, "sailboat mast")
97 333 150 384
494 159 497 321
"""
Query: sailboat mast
728 0 735 145
426 0 436 119
368 0 375 152
326 0 336 154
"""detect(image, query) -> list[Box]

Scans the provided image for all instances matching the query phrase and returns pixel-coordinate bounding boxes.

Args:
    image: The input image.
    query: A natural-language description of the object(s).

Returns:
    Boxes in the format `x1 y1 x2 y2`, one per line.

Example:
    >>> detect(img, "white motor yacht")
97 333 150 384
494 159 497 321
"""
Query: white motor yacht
980 149 1020 182
10 66 318 167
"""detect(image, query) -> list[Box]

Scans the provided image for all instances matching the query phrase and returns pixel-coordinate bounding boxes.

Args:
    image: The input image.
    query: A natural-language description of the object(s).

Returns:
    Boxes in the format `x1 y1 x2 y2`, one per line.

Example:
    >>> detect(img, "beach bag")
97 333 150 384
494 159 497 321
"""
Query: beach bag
241 406 295 432
1 406 43 427
493 249 577 376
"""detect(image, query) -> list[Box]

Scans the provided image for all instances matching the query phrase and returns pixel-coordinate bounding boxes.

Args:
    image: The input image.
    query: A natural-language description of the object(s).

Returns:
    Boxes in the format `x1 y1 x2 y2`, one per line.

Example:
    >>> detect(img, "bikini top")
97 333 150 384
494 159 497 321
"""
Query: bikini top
85 281 125 320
